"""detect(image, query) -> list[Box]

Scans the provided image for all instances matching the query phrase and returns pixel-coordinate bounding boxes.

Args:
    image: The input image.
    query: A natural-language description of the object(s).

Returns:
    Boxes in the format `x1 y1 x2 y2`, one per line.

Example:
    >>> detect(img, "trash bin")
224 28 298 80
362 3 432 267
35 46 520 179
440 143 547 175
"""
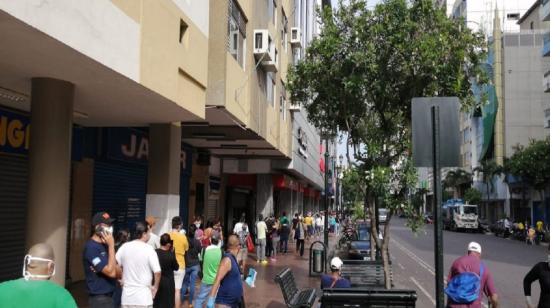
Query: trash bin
313 249 324 273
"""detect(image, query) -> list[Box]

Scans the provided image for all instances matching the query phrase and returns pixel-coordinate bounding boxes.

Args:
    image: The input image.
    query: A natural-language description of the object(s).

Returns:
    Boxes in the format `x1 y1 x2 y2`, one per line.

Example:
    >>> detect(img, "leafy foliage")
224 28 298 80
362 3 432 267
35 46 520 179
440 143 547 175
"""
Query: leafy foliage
443 169 472 198
507 137 550 193
473 159 504 202
464 188 482 205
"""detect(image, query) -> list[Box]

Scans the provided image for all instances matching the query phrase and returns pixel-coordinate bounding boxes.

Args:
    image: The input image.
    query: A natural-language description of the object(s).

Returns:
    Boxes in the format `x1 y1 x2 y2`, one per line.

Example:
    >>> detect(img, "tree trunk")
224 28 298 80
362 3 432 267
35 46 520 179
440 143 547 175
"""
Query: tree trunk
366 193 377 260
382 213 392 290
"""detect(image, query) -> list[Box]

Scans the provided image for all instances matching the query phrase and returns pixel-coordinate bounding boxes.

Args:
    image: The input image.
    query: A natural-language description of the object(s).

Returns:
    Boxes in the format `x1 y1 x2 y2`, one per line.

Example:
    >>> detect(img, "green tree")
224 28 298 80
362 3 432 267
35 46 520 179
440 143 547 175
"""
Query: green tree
473 159 504 211
443 169 473 198
464 187 482 205
288 0 486 288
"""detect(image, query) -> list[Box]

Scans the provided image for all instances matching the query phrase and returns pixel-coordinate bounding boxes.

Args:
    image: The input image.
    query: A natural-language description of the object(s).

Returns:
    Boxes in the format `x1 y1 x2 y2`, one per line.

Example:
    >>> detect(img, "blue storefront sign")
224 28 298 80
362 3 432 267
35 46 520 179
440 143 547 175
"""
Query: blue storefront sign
0 107 30 155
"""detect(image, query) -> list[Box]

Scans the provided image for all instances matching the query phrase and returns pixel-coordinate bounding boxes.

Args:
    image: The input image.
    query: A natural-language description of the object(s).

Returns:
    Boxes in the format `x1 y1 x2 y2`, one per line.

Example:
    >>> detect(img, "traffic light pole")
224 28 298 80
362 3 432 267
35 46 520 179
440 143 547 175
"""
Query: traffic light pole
432 106 444 308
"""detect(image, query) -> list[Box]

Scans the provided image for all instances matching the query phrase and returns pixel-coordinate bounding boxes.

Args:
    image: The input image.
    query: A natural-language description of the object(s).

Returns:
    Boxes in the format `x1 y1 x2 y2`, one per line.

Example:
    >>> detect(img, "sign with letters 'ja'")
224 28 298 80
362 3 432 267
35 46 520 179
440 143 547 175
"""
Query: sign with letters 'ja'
412 97 460 167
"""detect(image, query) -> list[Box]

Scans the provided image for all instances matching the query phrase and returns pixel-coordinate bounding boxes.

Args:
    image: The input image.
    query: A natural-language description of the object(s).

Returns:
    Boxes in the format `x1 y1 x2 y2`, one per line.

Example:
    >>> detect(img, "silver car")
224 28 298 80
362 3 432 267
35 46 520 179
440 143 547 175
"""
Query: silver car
378 208 388 224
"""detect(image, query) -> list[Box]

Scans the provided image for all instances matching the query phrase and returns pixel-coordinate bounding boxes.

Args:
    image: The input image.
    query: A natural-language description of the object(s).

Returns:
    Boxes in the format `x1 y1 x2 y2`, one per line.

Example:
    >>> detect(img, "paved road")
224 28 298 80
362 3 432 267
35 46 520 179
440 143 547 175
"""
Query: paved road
389 218 547 308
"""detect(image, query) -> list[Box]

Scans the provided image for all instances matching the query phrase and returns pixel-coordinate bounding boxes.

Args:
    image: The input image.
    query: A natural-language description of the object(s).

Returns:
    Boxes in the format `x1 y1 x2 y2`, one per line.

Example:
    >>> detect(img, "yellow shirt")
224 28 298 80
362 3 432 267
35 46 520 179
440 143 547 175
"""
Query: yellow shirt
536 221 544 231
304 216 313 226
170 231 189 269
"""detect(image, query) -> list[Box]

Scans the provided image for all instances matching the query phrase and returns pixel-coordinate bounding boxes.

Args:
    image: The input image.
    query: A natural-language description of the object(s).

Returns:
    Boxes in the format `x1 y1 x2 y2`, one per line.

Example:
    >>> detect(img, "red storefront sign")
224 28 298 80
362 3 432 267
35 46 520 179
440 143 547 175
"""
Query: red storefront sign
227 174 257 190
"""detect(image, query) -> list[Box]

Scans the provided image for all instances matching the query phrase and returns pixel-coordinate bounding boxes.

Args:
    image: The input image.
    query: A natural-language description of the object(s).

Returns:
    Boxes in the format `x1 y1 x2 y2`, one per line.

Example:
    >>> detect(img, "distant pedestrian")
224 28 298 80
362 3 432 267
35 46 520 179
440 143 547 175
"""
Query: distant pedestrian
304 213 314 240
523 245 550 308
182 225 201 306
116 221 161 308
233 215 248 235
146 216 161 249
279 212 290 254
315 214 323 237
0 243 77 308
256 214 268 264
271 219 280 261
446 242 499 308
214 219 224 247
294 217 306 257
154 234 179 308
83 212 121 308
194 232 223 308
170 216 189 308
291 213 299 242
202 221 214 248
320 257 351 289
265 215 275 258
206 235 244 308
235 221 249 273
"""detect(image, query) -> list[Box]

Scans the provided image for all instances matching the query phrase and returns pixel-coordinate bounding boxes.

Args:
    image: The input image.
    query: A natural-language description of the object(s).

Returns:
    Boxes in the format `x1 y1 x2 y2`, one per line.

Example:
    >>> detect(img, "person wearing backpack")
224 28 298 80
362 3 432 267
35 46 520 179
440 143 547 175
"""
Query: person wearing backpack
446 242 499 308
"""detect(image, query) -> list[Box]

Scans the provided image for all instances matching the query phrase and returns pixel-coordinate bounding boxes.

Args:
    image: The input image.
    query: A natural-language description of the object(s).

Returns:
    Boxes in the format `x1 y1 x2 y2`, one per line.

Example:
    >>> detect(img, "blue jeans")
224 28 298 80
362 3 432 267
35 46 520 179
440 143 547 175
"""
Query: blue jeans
194 282 213 308
181 264 200 304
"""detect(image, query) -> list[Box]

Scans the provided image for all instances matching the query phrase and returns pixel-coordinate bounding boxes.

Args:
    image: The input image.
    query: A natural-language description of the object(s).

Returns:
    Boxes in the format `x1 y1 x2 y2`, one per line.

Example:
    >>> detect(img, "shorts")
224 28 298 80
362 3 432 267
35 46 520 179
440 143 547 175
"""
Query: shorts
236 247 248 263
174 269 185 288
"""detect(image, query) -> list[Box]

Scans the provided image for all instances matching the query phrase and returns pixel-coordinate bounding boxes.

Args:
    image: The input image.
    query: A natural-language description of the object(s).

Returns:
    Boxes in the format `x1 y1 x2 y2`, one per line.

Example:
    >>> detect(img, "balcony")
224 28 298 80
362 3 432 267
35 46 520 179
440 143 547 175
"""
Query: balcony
542 0 550 22
543 32 550 57
544 71 550 93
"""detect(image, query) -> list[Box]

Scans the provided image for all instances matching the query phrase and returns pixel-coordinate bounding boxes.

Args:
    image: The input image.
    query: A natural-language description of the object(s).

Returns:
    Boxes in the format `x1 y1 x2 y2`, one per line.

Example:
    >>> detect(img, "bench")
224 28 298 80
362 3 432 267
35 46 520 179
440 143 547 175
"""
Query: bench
340 260 393 288
320 288 417 308
274 268 317 308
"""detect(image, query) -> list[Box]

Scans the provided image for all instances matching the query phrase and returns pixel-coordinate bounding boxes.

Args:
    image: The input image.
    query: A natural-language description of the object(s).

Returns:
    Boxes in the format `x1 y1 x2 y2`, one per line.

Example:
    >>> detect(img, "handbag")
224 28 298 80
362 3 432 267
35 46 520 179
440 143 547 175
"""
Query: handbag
246 234 255 253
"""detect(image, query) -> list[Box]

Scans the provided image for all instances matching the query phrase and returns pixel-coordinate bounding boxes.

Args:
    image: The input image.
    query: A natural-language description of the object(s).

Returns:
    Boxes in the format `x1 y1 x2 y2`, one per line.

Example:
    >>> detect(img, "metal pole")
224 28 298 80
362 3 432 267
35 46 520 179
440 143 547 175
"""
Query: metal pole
324 137 329 248
432 106 444 308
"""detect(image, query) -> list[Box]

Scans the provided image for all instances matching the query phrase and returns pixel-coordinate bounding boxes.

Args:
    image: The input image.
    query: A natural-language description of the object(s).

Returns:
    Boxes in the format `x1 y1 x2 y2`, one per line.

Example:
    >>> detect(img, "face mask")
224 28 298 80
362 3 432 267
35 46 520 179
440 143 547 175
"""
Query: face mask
195 223 201 228
22 255 55 280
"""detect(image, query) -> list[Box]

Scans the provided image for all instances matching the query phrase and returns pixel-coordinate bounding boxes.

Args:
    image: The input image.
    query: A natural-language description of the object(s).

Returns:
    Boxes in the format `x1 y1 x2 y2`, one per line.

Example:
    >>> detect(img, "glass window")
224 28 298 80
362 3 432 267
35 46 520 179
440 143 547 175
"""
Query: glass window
280 81 287 121
228 0 247 67
268 0 277 26
267 72 275 106
281 8 288 52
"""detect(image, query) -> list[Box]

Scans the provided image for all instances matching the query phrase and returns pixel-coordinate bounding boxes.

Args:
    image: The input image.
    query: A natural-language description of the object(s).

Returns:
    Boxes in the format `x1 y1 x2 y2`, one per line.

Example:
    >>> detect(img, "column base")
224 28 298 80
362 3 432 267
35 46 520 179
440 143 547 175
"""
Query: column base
146 194 181 234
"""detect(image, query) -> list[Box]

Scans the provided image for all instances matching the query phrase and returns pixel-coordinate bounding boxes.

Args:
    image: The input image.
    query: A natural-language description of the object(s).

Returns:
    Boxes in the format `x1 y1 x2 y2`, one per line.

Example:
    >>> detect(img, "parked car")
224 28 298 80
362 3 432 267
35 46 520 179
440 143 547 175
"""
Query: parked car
378 208 388 224
347 224 371 260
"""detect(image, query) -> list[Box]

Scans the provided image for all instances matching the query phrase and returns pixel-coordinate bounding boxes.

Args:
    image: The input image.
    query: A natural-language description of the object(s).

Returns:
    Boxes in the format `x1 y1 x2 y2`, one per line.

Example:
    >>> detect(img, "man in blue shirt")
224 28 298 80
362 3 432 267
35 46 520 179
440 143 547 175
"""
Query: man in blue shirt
83 212 121 308
321 257 351 289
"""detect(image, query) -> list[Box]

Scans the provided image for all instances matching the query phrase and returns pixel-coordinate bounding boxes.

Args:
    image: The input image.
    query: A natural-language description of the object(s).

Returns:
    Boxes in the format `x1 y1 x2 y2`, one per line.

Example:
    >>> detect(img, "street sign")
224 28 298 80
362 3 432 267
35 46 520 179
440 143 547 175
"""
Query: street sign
411 97 460 167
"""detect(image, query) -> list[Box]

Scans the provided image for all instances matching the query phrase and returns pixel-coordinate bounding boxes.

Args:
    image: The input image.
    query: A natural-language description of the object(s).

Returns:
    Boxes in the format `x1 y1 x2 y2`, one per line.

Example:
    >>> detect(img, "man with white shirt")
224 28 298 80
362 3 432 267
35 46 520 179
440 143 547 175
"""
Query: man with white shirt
116 221 161 308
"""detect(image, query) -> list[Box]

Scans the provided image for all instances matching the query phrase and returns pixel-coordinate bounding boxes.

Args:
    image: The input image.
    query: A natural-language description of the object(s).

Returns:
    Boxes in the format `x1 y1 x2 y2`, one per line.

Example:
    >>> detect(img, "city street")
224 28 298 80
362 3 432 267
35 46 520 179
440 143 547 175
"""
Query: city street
390 218 546 308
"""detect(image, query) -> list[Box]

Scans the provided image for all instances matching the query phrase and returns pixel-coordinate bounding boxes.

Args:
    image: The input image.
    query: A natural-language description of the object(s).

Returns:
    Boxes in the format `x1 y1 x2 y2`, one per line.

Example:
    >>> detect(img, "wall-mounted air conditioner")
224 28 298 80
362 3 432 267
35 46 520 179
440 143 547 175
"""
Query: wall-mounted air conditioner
253 29 272 61
290 27 302 48
262 47 278 72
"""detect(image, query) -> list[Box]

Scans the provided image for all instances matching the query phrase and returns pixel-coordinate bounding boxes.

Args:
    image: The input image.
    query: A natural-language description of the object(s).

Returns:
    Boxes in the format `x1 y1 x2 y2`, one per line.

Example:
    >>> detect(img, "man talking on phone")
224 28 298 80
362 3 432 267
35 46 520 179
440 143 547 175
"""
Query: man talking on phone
83 212 122 308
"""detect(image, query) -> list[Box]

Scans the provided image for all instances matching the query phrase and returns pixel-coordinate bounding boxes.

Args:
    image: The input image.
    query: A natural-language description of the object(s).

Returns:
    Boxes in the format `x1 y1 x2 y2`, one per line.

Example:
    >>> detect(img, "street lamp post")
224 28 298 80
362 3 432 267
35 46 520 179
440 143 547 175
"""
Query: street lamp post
324 137 329 249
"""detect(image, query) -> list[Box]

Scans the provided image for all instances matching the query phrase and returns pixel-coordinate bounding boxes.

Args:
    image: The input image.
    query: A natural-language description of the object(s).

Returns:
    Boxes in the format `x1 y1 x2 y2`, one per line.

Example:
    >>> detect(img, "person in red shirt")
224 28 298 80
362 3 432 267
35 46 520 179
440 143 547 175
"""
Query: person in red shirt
447 242 499 308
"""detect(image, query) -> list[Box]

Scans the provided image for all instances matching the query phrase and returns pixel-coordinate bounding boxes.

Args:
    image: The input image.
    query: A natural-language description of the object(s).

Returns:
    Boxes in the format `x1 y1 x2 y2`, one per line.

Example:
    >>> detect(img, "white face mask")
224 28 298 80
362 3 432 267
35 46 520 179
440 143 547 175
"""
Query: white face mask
22 255 55 280
195 223 201 228
105 226 114 235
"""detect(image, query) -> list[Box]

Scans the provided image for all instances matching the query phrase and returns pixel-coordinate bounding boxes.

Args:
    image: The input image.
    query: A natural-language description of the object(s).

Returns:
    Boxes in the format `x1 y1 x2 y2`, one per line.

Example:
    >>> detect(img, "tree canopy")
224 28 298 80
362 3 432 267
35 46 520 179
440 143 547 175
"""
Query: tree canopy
507 137 550 194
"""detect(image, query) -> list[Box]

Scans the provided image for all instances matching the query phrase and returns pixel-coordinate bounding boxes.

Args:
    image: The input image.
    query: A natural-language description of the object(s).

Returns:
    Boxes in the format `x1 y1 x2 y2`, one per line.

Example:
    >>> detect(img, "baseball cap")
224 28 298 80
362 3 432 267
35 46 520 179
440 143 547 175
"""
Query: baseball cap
92 212 114 226
467 241 482 254
145 216 157 226
330 257 343 270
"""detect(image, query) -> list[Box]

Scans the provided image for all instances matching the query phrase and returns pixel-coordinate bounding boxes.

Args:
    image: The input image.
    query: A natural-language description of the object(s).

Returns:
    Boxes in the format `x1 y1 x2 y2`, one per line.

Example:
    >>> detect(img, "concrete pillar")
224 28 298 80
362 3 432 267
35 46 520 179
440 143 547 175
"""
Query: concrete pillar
146 123 181 234
256 174 273 218
27 78 74 286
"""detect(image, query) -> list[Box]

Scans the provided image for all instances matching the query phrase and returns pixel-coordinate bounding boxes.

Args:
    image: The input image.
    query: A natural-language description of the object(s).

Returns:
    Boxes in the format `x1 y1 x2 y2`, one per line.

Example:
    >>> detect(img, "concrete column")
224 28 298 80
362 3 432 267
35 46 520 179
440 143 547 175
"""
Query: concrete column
146 123 181 234
27 78 74 286
256 174 273 218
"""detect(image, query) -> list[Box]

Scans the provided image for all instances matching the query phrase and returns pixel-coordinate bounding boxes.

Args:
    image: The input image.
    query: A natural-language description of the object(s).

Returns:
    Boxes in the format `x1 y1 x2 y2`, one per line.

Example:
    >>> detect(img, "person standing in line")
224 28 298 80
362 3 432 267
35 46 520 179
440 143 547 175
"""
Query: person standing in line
182 225 202 307
202 221 214 248
256 215 268 265
271 218 280 262
291 213 299 244
194 216 204 241
194 232 223 308
320 257 351 289
233 214 248 235
213 219 224 247
294 217 306 257
206 235 244 308
170 216 189 308
315 214 322 238
114 229 130 308
304 213 313 241
446 242 499 308
116 221 161 308
523 245 550 308
0 243 77 308
154 234 179 308
279 212 290 254
83 212 121 308
146 216 161 249
236 222 249 274
265 215 274 258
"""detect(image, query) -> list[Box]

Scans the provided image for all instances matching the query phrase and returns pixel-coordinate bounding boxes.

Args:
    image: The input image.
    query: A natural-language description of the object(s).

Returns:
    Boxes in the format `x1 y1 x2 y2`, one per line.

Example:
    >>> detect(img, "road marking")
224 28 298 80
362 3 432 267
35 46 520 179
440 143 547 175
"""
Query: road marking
410 277 436 305
397 263 405 270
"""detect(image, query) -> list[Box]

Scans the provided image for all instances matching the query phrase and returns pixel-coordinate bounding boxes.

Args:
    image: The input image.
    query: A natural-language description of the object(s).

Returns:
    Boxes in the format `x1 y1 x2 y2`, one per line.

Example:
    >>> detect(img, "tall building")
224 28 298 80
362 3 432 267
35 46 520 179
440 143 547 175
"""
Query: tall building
0 0 328 286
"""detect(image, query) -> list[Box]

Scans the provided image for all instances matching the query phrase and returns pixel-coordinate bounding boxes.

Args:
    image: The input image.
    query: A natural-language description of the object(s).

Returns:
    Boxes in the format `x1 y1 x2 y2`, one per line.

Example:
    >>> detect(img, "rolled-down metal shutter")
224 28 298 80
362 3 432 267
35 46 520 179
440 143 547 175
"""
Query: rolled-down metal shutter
207 198 218 221
93 161 147 231
0 154 28 281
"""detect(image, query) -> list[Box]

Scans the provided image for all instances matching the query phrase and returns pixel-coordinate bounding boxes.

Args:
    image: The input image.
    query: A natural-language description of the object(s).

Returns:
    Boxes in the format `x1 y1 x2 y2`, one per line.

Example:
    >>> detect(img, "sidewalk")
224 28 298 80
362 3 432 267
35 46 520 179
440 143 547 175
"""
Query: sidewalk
244 235 338 308
68 234 338 307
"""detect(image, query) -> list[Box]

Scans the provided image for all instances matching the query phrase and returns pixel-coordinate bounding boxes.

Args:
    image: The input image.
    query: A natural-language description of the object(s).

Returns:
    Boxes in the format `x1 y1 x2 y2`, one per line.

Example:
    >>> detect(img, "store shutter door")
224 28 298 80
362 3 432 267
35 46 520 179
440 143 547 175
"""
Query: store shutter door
0 154 28 281
179 175 190 225
207 198 218 221
93 161 147 230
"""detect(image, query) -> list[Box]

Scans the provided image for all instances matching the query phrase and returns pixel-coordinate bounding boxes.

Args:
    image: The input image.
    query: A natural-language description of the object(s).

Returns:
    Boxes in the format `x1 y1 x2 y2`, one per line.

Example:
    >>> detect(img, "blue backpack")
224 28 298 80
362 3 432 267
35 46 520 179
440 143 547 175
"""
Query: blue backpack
444 263 484 304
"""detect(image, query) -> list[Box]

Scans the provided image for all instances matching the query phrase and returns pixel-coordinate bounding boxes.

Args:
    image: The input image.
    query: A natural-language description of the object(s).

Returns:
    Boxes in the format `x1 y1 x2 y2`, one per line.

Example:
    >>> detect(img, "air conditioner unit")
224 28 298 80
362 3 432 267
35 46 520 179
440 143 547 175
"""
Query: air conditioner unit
290 27 302 48
262 47 278 72
289 103 301 111
253 29 272 61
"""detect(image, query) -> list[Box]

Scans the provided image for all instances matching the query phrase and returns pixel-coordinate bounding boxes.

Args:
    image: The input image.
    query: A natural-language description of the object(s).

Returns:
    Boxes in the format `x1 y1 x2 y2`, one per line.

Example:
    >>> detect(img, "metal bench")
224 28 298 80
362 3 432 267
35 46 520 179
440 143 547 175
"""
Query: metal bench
340 260 393 288
274 268 317 308
320 288 417 308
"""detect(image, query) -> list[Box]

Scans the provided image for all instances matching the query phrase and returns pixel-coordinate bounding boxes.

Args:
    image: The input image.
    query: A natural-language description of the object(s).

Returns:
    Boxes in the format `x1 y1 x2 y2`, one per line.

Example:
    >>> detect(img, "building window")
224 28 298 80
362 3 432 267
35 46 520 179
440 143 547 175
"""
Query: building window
268 0 277 26
179 19 188 43
281 9 288 52
530 21 534 30
506 13 520 21
280 81 287 121
228 0 247 67
267 72 275 106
